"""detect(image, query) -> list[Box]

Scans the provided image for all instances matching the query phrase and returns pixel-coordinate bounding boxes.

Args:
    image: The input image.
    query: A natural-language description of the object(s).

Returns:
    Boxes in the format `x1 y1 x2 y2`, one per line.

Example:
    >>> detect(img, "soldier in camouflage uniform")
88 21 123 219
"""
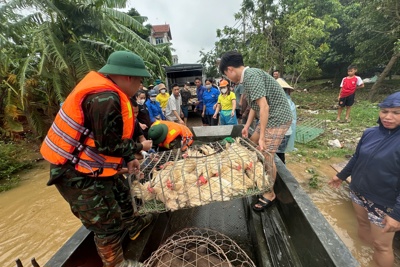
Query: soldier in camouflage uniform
43 51 154 267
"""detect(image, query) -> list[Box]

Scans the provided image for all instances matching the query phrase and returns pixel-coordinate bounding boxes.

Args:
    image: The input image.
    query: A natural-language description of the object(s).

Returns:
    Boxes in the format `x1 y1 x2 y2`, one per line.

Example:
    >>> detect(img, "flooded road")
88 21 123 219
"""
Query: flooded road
0 161 81 267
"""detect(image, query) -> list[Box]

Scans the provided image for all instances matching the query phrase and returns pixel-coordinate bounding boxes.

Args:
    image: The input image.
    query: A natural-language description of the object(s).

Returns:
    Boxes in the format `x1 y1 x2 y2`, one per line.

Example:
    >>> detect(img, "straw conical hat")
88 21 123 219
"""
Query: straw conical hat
276 78 294 90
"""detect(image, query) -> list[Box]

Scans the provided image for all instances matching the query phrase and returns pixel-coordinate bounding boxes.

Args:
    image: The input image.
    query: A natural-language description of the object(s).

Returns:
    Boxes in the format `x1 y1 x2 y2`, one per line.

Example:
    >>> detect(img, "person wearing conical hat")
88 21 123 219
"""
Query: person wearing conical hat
275 78 297 164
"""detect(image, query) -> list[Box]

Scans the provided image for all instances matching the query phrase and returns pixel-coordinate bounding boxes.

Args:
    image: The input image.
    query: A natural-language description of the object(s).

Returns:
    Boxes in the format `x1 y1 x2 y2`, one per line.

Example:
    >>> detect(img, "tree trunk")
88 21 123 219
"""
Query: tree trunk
369 52 400 100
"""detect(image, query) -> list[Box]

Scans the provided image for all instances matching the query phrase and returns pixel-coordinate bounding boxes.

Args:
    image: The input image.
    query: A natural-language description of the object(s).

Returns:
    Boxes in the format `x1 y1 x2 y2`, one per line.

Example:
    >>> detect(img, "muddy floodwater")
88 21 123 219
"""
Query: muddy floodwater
286 158 377 267
0 161 81 267
0 152 396 267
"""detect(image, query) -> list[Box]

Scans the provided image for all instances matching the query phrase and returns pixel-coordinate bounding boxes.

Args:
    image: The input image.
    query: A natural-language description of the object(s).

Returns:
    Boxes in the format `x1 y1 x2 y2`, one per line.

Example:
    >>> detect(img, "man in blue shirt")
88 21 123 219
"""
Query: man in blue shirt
194 77 207 126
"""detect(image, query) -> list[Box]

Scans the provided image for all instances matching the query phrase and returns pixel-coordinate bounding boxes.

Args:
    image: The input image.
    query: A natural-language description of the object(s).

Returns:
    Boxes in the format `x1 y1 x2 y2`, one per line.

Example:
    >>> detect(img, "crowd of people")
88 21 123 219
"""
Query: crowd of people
131 71 295 130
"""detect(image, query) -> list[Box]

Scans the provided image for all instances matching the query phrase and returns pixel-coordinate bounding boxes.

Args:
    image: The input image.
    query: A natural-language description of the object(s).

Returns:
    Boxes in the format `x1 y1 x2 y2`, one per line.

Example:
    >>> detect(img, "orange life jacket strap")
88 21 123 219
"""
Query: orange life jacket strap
44 137 119 170
51 123 106 164
59 108 93 138
51 123 83 150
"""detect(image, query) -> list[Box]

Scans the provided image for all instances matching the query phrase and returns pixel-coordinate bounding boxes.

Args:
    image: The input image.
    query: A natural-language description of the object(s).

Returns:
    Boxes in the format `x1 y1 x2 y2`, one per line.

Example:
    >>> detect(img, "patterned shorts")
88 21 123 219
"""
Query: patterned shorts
255 121 291 153
350 190 393 228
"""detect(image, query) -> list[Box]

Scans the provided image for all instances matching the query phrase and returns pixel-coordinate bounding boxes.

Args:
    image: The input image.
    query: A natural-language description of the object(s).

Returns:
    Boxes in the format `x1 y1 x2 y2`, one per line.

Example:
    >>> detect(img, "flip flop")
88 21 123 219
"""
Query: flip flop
253 196 276 212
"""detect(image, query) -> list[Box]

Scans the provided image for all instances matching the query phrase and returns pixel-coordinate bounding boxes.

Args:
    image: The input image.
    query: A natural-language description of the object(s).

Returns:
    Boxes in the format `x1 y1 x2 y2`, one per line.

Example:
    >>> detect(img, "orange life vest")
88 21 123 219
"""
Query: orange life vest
151 120 193 151
40 71 134 177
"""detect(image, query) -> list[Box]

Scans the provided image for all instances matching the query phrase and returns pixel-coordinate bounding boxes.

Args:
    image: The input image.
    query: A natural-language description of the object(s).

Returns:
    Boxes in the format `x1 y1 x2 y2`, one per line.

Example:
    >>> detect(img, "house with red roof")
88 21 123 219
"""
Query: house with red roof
150 24 172 45
150 24 178 64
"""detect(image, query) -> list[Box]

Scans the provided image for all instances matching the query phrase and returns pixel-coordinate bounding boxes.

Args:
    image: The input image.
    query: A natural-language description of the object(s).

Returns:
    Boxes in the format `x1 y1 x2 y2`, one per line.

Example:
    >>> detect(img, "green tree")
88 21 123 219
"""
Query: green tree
198 49 219 78
281 7 339 83
348 0 400 99
0 0 170 138
126 7 152 41
209 0 339 83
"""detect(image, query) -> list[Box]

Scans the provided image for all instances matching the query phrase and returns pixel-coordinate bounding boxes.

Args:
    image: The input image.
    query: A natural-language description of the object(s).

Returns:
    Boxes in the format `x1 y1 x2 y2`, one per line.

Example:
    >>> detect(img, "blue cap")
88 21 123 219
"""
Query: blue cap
378 92 400 108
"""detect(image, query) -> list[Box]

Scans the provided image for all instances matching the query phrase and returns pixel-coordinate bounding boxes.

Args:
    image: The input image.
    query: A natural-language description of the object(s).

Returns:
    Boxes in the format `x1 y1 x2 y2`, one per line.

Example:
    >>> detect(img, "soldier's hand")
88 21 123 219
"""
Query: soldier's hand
116 168 128 175
141 140 153 151
127 159 140 174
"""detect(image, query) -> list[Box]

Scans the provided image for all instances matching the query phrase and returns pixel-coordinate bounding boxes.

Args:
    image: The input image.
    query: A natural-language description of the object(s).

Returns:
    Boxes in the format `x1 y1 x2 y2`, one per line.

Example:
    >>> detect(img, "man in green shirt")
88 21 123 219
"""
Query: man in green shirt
219 51 292 211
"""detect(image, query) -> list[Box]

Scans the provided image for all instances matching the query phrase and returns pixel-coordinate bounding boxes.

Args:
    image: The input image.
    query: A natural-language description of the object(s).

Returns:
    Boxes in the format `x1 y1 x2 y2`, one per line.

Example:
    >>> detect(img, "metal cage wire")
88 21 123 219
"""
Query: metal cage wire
130 137 273 214
142 228 256 267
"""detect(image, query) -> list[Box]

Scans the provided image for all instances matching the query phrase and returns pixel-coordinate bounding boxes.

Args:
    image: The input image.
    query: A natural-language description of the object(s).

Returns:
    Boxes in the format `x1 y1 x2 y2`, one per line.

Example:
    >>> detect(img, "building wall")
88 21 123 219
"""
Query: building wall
149 32 170 45
172 55 179 65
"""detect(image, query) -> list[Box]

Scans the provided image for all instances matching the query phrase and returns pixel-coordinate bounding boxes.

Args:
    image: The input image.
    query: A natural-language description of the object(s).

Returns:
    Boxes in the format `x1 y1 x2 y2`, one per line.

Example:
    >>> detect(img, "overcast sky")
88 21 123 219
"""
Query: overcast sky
123 0 243 64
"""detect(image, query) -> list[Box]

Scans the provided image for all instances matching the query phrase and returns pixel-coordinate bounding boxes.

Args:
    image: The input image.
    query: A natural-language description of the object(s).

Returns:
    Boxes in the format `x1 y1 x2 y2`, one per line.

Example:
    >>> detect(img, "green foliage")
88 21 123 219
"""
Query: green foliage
203 0 398 91
0 0 172 139
203 0 342 82
349 0 400 70
0 141 33 192
198 50 220 78
306 168 321 189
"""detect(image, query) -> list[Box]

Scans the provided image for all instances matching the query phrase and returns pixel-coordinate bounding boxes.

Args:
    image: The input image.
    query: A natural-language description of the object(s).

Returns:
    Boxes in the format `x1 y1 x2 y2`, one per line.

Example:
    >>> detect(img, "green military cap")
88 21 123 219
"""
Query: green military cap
148 124 168 145
99 51 151 77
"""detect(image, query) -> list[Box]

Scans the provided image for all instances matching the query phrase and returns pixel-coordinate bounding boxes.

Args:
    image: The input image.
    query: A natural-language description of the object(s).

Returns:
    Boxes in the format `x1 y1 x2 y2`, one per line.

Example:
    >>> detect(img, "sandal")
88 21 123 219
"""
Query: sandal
253 196 276 212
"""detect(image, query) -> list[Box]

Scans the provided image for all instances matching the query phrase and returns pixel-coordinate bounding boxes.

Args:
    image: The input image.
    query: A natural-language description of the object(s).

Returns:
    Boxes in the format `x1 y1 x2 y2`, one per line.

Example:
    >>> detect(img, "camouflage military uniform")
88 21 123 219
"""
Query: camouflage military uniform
48 92 147 266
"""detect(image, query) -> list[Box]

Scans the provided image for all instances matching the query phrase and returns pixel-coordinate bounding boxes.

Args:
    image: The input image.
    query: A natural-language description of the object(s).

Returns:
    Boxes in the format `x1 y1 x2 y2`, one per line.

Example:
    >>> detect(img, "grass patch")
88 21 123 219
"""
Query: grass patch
0 141 35 192
289 78 400 190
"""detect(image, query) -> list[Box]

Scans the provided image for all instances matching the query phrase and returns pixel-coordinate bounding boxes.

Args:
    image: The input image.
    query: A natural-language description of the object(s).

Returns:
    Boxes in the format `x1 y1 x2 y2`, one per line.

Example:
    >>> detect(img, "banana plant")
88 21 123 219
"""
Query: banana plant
0 0 171 138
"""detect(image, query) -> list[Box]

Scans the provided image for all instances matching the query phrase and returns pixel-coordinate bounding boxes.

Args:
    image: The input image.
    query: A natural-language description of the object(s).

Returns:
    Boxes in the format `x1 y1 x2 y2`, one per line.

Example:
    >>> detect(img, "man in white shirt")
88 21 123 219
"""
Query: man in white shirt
165 84 184 124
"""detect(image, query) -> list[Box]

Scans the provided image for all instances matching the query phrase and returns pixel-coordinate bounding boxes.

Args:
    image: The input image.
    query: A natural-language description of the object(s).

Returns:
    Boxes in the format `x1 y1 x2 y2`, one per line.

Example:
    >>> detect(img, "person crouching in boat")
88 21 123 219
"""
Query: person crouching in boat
148 120 193 151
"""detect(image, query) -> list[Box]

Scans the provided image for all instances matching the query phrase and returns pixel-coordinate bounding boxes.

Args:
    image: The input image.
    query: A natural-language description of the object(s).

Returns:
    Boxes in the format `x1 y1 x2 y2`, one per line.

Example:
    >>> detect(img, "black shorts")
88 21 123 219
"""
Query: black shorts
338 94 355 107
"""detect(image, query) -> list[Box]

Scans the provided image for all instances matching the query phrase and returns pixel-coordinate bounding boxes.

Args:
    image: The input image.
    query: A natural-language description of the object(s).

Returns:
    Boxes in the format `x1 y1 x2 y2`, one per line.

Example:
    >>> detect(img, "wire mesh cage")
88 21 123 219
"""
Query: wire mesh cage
130 137 273 214
142 227 256 267
295 118 326 144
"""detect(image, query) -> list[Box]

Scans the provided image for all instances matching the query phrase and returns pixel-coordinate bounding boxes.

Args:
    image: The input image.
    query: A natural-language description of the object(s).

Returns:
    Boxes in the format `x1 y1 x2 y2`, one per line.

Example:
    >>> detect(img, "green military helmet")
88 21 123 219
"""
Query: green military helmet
148 124 168 145
99 51 151 77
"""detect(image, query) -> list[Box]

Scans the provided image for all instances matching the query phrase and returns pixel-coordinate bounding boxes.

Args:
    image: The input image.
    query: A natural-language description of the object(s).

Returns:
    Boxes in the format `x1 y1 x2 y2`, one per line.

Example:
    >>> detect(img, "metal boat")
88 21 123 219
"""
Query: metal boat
44 125 359 267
